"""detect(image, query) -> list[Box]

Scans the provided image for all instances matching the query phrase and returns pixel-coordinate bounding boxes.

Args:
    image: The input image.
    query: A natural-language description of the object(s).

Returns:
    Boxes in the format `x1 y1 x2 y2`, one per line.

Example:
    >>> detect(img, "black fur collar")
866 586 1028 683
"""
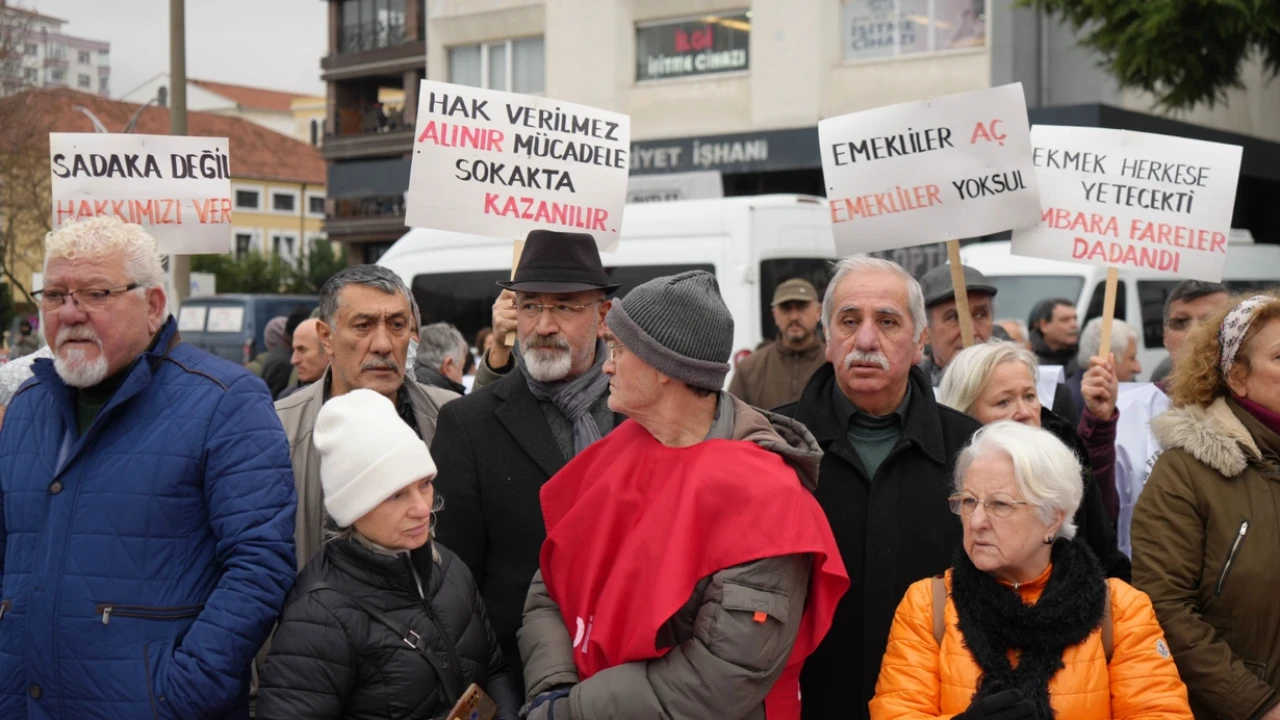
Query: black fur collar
950 539 1107 719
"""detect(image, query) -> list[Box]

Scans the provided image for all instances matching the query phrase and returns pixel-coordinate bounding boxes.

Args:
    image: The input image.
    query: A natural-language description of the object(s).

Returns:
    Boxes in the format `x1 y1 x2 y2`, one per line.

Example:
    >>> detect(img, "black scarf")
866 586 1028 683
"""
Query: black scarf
950 539 1107 720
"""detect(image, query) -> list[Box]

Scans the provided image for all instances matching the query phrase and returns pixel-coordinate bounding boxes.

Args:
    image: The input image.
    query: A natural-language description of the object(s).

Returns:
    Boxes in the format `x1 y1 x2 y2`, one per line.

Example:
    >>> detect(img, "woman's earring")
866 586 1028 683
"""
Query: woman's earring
1043 535 1053 544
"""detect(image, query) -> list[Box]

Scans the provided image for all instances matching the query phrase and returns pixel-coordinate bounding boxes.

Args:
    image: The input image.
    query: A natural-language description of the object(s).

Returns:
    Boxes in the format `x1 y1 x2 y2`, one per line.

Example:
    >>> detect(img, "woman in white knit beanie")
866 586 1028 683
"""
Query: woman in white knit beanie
258 389 520 720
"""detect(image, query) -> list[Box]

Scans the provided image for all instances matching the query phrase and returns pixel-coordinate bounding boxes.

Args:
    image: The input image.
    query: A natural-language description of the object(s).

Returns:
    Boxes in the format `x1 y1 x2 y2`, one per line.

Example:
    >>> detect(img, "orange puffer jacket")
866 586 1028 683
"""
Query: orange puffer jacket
869 567 1193 720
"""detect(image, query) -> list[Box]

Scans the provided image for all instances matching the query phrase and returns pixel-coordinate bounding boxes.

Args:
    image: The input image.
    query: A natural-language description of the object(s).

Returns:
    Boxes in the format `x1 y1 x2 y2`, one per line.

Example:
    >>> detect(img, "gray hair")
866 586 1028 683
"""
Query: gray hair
1076 317 1138 368
938 341 1040 415
822 256 927 342
318 265 417 327
954 421 1082 540
416 322 467 369
997 318 1028 337
44 216 165 290
1164 280 1229 322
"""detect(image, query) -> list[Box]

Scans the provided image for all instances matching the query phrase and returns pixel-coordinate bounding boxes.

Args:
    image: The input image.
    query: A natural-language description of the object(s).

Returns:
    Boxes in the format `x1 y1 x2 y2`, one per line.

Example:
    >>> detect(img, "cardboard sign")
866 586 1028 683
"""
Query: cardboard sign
49 133 233 255
818 83 1042 255
405 80 631 252
1011 127 1242 281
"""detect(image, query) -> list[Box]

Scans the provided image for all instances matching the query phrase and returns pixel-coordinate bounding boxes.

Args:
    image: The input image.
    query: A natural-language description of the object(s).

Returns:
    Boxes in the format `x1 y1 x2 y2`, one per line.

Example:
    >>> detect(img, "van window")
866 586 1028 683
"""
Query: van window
1138 281 1179 348
206 306 246 333
411 264 715 347
1084 280 1127 325
759 259 835 340
178 305 208 332
982 276 1085 327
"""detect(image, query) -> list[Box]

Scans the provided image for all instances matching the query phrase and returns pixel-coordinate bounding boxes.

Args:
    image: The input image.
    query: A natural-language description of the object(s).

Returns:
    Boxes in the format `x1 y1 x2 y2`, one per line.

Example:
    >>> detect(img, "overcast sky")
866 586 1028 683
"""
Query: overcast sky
28 0 328 97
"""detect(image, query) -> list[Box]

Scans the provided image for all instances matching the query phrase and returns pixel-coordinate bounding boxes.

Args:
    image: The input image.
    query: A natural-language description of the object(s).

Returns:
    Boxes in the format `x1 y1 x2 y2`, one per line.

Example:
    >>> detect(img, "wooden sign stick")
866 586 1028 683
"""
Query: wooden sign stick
1097 266 1120 364
946 239 975 348
504 238 525 347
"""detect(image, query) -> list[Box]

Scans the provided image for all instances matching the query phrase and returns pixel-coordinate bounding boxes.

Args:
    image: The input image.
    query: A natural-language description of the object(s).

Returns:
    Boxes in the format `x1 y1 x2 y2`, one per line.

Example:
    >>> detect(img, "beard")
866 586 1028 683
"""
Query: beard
521 333 573 382
842 349 890 371
53 325 109 388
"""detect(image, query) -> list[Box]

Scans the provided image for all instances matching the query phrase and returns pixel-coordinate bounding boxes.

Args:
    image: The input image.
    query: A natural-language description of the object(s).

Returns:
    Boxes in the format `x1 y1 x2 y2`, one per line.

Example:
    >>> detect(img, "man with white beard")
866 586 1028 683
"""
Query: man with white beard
0 217 297 719
428 230 621 693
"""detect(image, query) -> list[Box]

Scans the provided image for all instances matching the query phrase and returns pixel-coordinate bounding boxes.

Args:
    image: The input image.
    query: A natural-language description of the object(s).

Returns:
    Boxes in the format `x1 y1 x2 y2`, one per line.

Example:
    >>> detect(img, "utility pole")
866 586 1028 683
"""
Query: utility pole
169 0 190 304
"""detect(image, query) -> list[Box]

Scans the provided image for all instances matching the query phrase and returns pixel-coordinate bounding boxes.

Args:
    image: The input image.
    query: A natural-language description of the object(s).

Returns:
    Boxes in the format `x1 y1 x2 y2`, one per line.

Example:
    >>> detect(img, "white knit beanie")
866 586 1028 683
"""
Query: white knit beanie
314 388 437 528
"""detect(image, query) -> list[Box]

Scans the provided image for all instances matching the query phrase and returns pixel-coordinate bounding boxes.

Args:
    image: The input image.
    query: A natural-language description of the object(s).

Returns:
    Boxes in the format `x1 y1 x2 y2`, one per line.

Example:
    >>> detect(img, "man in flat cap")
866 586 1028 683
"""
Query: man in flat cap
729 277 826 410
916 263 998 386
428 229 623 692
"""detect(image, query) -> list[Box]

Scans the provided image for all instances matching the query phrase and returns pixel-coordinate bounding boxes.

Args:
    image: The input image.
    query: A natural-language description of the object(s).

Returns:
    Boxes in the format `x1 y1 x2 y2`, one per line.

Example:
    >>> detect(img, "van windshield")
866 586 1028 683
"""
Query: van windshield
984 276 1085 326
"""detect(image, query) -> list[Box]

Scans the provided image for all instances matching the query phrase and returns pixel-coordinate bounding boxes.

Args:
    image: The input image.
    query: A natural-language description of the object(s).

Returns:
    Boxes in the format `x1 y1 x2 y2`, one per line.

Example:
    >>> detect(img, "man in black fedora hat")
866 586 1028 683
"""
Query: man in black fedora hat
425 229 622 692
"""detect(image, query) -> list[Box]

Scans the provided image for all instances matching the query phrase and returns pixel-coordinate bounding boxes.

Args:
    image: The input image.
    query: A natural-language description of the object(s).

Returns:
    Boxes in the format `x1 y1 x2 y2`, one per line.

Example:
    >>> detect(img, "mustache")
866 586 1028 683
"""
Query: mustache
360 356 400 373
843 350 890 371
523 334 570 352
56 325 102 349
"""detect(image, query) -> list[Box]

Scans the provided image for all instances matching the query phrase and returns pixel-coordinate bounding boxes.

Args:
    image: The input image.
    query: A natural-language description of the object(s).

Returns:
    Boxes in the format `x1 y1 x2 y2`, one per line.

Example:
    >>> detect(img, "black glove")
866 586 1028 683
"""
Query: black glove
954 689 1037 720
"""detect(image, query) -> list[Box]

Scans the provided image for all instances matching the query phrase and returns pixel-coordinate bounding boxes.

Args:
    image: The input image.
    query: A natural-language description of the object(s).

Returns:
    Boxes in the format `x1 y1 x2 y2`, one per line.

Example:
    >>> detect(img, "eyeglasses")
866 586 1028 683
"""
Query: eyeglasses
948 492 1032 518
606 340 626 362
33 284 140 311
516 300 602 318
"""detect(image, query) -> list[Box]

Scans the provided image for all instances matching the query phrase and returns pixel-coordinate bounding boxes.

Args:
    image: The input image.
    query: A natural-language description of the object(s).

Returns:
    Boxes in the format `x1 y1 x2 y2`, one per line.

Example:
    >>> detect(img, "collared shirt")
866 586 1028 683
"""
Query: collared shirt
832 381 912 480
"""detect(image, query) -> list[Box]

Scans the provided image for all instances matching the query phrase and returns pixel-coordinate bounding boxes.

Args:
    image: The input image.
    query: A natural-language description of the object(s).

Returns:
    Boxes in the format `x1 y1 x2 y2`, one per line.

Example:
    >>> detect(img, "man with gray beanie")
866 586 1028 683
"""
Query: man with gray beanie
517 270 848 720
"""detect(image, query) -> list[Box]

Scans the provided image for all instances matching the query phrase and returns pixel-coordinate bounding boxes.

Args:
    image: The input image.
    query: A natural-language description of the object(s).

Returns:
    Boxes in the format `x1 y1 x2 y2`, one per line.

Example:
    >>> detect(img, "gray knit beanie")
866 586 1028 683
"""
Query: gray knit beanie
605 270 734 391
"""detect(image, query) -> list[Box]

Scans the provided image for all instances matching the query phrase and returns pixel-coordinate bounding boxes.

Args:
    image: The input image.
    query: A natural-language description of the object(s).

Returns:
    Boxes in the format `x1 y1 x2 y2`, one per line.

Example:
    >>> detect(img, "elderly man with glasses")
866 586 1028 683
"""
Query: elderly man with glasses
429 230 623 693
0 217 297 719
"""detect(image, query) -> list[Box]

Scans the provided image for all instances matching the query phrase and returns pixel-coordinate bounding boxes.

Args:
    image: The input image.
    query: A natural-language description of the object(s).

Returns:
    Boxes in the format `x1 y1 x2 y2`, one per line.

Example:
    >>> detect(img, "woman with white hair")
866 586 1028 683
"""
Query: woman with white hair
258 389 520 719
870 422 1192 720
939 341 1130 578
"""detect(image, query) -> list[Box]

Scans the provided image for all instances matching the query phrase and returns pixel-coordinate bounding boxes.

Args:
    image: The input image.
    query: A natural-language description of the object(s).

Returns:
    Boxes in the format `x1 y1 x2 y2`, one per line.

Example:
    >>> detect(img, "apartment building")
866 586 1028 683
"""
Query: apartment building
0 2 110 97
424 0 1280 249
320 0 426 264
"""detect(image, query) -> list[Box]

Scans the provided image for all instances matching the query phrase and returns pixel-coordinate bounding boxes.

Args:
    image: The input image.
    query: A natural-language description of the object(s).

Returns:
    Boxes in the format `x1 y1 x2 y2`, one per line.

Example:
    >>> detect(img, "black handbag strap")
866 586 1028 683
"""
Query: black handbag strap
302 581 466 703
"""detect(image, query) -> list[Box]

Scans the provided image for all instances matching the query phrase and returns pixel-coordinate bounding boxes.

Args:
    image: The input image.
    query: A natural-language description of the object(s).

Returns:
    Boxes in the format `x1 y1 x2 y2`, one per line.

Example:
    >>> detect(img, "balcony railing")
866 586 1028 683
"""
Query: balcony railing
338 20 408 54
331 105 407 137
330 195 405 220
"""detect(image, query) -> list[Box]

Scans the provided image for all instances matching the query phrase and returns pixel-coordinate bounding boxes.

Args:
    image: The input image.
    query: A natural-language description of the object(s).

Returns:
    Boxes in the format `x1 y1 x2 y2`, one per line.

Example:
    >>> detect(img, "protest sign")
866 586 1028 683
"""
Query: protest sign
818 83 1042 257
406 80 631 252
1011 126 1242 282
49 133 233 255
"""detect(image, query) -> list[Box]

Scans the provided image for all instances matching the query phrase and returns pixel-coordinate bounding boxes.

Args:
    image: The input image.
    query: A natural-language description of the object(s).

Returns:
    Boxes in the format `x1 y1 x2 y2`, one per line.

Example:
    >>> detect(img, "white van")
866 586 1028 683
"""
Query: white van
378 194 838 376
960 238 1280 380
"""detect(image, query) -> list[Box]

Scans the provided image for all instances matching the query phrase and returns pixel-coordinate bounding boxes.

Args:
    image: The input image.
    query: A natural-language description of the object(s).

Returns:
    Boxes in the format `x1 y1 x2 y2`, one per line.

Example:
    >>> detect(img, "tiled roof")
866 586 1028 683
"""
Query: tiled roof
1 88 325 185
190 79 310 113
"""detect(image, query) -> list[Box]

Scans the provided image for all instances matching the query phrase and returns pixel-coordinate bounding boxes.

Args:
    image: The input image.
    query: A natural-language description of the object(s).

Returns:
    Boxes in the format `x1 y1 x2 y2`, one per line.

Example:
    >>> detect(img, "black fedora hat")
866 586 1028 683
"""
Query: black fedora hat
497 230 621 295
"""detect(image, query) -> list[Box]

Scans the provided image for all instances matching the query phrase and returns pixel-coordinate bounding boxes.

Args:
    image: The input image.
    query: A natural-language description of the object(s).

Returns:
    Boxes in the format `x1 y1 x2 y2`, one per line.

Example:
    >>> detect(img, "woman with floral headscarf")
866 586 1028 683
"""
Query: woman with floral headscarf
1131 292 1280 720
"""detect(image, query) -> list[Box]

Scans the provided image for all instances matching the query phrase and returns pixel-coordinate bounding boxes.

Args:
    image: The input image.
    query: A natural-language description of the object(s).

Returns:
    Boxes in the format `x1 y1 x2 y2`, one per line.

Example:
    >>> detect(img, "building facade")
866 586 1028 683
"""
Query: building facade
0 89 326 314
424 0 1280 247
0 3 110 97
321 0 426 264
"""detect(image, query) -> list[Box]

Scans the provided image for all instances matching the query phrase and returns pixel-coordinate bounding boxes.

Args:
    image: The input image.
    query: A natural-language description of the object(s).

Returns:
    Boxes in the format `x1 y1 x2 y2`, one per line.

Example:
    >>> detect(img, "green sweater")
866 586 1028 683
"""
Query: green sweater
834 384 911 480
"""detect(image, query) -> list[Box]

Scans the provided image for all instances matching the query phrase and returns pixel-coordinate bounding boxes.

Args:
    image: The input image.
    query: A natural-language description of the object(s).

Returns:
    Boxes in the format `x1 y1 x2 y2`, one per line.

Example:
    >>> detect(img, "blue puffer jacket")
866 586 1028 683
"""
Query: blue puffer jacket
0 318 297 719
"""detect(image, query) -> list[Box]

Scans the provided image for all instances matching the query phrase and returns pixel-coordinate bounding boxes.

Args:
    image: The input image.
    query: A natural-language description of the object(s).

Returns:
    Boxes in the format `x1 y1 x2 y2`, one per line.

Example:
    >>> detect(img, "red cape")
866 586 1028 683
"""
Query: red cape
540 419 848 719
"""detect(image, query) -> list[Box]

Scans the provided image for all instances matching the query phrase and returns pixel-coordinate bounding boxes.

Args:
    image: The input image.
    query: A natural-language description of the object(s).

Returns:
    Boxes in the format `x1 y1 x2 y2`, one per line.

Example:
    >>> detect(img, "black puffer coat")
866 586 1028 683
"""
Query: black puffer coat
257 539 521 720
1039 406 1132 583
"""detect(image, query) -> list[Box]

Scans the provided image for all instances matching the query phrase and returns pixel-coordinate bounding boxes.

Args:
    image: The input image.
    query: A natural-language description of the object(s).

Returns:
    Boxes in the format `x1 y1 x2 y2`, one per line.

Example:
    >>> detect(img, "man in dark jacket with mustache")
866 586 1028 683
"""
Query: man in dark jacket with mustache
774 257 981 720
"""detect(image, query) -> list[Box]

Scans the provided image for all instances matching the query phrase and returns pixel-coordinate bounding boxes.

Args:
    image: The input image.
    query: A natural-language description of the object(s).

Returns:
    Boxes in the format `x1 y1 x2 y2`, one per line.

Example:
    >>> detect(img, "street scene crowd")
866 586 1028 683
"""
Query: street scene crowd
0 213 1277 720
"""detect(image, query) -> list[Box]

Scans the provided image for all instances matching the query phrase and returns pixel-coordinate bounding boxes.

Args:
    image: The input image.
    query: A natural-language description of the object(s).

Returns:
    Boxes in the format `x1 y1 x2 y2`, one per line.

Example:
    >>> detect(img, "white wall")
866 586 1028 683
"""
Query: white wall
427 0 995 142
